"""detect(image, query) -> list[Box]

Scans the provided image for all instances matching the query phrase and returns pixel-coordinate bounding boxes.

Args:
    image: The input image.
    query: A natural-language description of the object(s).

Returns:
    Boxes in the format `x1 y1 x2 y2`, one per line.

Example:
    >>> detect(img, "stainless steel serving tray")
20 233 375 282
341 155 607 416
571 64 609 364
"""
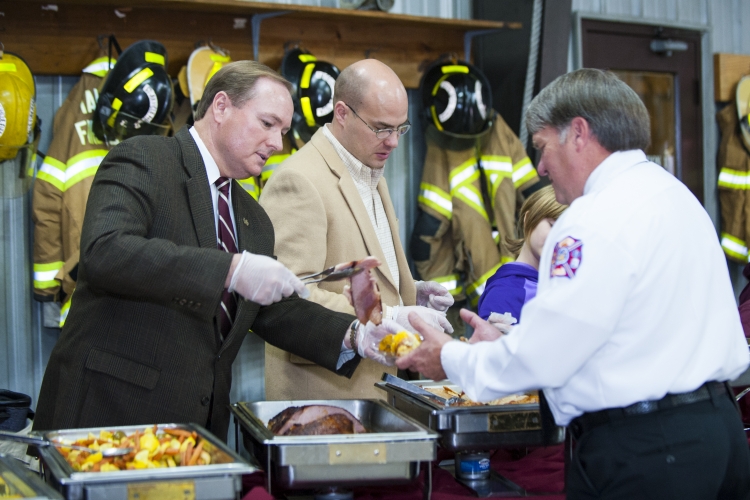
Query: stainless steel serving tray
376 379 565 452
36 423 255 500
0 453 63 499
231 399 437 493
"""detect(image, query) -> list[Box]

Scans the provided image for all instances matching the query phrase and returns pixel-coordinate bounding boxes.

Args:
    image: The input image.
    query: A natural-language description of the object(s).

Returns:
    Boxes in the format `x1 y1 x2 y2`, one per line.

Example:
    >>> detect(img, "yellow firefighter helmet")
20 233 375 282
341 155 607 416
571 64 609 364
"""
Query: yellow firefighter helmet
0 52 36 161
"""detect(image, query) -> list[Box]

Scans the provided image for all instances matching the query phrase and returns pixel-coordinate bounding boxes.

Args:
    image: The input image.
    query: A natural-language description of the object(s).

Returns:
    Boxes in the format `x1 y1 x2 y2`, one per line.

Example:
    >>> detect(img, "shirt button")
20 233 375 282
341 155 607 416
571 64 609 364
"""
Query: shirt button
201 396 210 406
179 299 187 306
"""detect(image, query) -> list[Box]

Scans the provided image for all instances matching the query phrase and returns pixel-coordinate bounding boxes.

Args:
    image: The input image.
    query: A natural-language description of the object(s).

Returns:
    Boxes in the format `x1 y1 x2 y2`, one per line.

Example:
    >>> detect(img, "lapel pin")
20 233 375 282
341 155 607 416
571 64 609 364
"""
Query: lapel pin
243 218 249 226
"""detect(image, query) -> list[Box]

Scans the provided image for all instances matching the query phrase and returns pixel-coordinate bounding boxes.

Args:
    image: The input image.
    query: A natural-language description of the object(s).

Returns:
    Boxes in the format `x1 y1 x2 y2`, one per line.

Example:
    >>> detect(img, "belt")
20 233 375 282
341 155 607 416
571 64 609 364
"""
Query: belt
569 381 727 439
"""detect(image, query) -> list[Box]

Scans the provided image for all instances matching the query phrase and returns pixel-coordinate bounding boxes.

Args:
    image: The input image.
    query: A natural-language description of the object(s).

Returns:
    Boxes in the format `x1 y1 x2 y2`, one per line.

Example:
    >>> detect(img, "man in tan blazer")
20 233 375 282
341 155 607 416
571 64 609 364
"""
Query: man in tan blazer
260 59 454 400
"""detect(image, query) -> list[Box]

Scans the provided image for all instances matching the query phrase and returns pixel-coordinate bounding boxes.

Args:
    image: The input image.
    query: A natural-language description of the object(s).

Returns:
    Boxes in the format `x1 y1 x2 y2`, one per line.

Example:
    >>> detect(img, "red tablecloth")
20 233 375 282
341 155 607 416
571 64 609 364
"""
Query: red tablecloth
241 444 566 499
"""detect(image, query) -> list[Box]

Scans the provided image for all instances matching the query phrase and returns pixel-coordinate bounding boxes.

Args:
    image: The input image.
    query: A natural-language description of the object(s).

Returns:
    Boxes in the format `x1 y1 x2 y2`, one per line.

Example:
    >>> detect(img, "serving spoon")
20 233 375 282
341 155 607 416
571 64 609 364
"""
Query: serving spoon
0 430 134 457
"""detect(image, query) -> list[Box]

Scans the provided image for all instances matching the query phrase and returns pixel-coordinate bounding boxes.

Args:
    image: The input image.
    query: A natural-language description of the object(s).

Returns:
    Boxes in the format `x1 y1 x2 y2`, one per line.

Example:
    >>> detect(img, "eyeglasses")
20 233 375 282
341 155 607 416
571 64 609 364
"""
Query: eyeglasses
344 103 410 140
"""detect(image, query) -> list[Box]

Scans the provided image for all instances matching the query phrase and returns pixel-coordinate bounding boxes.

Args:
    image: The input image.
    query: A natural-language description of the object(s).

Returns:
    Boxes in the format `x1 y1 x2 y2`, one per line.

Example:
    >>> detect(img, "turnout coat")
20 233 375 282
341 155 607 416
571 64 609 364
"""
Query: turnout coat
34 127 358 441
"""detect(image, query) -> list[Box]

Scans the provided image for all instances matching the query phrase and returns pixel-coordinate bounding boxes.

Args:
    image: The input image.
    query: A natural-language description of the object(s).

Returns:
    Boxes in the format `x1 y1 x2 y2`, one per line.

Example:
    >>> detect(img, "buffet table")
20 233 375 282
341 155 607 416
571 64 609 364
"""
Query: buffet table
240 444 566 499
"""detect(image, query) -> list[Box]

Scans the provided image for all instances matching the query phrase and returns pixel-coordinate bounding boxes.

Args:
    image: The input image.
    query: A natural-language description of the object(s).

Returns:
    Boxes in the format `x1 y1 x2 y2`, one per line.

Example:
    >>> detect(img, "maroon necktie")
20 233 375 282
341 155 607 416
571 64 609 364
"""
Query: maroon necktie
216 177 238 339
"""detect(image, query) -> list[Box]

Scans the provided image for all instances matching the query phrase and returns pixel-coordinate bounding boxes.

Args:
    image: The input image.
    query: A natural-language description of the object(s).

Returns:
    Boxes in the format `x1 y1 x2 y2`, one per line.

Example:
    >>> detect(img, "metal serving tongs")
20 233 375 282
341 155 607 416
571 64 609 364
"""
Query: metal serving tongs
0 430 134 457
381 373 462 406
300 263 366 284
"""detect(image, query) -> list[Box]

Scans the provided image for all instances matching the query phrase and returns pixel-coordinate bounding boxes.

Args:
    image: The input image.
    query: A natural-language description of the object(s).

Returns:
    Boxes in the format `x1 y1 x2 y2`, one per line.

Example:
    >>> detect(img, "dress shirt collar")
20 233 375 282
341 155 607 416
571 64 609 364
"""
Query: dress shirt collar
583 149 648 196
189 126 221 186
322 124 383 189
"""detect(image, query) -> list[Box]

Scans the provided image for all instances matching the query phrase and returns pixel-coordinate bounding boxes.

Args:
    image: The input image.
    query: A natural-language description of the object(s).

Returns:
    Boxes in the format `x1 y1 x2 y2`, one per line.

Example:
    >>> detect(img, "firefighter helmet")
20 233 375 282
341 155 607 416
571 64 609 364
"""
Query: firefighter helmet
0 52 36 161
281 48 339 142
93 40 173 143
421 59 493 137
187 44 231 114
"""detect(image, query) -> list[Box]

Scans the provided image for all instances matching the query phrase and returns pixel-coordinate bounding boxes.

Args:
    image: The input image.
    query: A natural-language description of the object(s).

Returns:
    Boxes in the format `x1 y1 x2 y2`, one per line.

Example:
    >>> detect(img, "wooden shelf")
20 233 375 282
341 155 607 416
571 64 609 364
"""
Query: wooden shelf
0 1 519 88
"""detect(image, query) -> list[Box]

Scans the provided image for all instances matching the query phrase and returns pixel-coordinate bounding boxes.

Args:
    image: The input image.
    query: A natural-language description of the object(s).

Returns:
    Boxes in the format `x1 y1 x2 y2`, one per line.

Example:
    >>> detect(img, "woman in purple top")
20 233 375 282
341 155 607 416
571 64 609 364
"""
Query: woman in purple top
477 186 566 322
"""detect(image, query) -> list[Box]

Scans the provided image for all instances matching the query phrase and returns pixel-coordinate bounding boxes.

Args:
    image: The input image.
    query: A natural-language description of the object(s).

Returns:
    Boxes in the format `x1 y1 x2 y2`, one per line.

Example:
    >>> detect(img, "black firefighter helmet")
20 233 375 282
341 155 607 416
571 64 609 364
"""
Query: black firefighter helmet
421 59 493 138
94 40 174 143
281 48 339 143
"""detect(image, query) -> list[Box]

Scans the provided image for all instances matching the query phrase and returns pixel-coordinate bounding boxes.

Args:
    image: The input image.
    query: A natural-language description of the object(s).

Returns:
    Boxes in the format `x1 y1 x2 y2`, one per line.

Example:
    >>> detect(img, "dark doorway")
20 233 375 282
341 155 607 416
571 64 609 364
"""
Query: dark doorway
580 19 704 202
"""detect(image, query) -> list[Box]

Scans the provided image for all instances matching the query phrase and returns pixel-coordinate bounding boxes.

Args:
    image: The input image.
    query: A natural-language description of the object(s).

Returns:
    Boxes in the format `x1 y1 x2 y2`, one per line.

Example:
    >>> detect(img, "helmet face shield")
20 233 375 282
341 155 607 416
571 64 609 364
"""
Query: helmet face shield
94 40 174 144
111 110 171 139
421 60 493 138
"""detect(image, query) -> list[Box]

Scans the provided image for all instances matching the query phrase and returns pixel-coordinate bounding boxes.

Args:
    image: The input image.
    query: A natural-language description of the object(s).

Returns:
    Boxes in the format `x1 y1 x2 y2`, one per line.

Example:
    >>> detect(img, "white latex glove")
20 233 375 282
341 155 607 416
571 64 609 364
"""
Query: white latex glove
415 280 454 312
229 251 310 305
354 319 403 366
391 305 454 334
487 312 517 335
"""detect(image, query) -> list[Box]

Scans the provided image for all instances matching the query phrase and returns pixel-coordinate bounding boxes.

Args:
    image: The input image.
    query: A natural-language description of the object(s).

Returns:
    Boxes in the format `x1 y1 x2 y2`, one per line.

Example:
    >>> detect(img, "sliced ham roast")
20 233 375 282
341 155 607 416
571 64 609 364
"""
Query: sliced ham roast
349 256 383 325
267 405 367 436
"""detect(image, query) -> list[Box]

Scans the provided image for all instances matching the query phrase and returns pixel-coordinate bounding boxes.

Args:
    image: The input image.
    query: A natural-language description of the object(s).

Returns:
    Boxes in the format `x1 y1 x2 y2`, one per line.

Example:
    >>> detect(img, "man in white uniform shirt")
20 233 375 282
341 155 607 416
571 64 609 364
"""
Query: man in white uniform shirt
260 59 453 401
397 68 750 499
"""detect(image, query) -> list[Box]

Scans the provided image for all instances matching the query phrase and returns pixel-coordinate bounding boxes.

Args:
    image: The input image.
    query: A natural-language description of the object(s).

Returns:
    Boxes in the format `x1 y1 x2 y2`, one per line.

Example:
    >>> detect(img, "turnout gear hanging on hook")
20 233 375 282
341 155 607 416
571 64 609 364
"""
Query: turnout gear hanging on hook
717 77 750 262
32 51 115 326
412 59 539 307
93 40 173 144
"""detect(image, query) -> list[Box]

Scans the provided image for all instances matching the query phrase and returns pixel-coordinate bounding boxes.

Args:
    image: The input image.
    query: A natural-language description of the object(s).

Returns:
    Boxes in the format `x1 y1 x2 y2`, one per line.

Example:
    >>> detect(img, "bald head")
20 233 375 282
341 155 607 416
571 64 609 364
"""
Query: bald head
330 59 409 169
334 59 407 109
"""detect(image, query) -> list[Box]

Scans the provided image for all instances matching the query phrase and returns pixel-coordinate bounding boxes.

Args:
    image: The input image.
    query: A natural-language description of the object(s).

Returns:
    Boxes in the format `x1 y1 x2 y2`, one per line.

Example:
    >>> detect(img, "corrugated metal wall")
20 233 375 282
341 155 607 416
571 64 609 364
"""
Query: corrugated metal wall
572 0 750 53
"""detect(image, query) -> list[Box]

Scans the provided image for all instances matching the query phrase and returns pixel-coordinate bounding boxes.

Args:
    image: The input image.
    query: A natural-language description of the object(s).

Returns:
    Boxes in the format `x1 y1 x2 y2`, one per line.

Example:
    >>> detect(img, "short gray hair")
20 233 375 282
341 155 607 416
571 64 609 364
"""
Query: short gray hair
194 60 293 120
525 69 650 152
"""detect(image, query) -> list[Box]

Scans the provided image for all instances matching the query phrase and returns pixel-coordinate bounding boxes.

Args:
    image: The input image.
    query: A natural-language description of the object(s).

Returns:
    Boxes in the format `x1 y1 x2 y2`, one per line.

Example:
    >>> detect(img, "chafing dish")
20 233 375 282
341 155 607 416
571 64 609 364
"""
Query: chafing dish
0 453 62 499
231 399 437 494
35 423 255 500
376 377 565 452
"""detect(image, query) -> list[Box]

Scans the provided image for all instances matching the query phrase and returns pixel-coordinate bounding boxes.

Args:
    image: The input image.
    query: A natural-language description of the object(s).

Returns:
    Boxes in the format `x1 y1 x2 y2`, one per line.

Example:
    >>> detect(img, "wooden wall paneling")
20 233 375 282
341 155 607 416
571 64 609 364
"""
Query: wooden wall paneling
0 1 515 88
714 53 750 102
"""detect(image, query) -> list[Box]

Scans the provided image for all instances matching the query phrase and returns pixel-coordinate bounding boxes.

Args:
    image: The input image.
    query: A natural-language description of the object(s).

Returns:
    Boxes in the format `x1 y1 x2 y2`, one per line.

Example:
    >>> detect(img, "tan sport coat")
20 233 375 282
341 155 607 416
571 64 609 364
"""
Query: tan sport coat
260 127 417 400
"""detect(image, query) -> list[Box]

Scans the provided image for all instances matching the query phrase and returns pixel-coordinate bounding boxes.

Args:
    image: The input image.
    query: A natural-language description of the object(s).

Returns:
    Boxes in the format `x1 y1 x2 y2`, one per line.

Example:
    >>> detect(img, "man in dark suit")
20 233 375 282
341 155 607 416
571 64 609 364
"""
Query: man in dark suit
34 61 400 441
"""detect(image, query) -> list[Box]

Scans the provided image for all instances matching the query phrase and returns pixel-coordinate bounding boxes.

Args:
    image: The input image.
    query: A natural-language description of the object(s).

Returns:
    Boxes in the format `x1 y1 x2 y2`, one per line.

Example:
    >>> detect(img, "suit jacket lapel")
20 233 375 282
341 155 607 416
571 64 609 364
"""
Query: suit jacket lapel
310 130 399 292
177 128 217 250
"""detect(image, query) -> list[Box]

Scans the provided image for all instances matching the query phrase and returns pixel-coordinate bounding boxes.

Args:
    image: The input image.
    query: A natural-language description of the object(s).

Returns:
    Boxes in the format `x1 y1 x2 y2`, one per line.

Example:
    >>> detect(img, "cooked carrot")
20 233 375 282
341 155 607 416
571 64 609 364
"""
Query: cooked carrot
188 440 204 466
164 428 193 438
183 442 194 467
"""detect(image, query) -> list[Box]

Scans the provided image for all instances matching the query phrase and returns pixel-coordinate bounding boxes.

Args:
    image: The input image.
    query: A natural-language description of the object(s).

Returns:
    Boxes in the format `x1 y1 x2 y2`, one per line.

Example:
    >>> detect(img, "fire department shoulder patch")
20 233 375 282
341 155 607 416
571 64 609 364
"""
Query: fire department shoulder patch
550 236 583 279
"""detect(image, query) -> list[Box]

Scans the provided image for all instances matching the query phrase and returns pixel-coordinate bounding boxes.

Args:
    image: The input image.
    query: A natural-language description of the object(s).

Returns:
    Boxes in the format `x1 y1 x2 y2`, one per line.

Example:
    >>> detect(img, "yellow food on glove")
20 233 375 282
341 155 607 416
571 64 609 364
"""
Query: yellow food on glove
379 331 421 357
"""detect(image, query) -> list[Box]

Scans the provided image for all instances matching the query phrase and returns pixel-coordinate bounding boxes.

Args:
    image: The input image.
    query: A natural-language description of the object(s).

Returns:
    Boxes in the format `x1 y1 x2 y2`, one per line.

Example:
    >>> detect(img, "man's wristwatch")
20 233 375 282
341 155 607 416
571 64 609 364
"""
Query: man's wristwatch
350 320 360 355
